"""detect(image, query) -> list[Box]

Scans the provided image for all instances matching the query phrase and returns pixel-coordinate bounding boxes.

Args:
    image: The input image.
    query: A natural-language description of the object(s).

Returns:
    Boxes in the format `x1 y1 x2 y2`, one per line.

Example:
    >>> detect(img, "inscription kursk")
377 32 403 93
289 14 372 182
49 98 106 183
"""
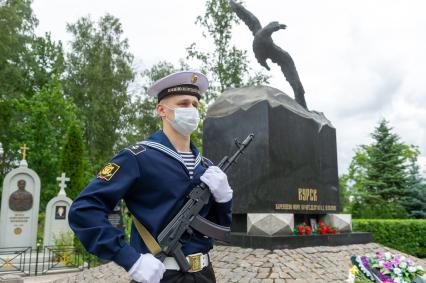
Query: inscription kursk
298 188 317 202
274 187 336 212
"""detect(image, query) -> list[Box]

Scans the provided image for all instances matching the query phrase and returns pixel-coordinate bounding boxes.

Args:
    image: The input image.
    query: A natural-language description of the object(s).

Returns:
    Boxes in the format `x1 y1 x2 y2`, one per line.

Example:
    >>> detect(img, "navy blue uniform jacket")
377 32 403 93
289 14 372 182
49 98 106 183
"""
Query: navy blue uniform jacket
68 130 232 271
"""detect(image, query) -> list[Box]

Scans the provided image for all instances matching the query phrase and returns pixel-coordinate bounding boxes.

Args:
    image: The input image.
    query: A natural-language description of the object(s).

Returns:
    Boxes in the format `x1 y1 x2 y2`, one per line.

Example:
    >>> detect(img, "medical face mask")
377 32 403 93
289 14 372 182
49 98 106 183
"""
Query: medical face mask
162 104 200 136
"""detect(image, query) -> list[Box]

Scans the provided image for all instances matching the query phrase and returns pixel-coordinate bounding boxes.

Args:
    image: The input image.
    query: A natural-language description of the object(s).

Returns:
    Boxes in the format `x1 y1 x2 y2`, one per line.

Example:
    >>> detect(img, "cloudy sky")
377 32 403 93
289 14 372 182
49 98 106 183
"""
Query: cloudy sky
32 0 426 176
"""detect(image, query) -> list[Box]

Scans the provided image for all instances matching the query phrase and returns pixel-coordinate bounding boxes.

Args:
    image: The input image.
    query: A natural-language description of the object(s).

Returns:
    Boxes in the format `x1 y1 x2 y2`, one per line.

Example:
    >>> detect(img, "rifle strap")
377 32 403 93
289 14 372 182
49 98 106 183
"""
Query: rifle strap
131 215 161 255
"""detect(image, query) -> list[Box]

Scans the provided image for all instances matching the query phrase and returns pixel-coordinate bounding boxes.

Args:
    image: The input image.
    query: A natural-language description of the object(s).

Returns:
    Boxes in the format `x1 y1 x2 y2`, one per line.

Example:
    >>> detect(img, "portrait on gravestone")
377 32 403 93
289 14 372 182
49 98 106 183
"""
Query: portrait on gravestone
8 180 33 211
55 206 66 219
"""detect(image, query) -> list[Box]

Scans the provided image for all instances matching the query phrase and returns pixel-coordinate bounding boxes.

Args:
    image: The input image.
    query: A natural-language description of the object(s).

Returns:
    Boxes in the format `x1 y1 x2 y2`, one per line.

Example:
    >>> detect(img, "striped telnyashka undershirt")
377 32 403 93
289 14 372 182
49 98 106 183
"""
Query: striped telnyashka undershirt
178 151 196 179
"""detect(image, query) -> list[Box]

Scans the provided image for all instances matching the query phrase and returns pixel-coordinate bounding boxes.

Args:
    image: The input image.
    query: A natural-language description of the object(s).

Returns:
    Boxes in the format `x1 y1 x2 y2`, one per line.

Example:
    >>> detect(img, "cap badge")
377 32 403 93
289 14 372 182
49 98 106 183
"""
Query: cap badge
191 74 198 84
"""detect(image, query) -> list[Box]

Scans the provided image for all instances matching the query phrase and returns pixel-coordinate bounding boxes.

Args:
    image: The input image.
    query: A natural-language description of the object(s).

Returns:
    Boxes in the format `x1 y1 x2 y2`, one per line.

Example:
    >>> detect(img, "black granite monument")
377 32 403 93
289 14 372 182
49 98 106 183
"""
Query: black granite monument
203 87 372 248
201 1 372 249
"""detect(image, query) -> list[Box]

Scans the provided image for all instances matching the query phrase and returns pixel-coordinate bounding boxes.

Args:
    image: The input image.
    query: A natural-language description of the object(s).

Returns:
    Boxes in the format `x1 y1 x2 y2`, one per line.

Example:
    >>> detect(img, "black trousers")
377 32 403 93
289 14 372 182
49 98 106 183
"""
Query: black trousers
130 264 216 283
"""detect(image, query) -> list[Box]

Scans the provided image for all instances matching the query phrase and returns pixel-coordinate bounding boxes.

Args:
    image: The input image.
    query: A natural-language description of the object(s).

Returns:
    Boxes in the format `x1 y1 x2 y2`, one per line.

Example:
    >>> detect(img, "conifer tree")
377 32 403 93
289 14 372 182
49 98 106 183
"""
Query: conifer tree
60 121 85 200
400 156 426 218
363 119 409 203
340 119 420 218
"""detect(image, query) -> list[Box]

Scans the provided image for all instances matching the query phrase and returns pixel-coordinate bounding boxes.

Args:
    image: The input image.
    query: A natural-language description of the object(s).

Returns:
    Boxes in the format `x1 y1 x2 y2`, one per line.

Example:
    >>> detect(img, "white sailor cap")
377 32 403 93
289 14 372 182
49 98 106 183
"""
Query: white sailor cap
147 70 208 102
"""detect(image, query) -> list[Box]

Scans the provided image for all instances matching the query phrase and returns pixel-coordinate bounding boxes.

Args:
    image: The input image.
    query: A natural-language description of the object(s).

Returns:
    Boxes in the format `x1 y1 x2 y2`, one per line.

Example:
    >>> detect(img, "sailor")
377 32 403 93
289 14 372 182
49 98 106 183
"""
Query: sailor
68 70 233 283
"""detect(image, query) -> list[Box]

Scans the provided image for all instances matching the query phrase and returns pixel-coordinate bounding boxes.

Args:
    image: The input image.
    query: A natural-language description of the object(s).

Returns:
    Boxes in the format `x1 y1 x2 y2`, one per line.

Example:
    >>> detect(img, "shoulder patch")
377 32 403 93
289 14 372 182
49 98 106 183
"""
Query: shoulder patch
126 144 146 155
97 162 120 181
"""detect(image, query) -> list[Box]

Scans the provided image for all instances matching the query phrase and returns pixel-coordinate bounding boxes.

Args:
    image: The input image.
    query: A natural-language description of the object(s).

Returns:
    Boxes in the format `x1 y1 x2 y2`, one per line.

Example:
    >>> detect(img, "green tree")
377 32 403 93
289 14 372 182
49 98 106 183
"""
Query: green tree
0 0 64 99
363 120 410 203
341 119 421 219
0 0 38 100
6 79 77 209
400 154 426 218
64 14 135 169
186 0 269 104
60 121 85 200
27 32 65 94
0 0 64 185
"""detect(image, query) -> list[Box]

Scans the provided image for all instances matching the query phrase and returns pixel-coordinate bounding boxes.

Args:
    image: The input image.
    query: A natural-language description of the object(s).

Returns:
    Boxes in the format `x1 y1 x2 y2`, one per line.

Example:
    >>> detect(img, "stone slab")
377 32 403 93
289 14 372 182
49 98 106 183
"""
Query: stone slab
226 232 373 250
247 213 294 236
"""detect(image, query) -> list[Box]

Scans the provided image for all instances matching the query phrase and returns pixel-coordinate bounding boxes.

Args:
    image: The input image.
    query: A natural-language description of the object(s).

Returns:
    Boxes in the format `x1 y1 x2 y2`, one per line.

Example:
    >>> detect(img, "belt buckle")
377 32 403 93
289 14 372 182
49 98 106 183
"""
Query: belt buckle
187 253 203 272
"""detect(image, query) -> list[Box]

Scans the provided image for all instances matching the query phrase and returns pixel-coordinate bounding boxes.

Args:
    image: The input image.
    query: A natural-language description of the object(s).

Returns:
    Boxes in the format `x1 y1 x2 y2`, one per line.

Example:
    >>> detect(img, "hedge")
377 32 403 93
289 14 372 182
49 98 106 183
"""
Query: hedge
352 219 426 258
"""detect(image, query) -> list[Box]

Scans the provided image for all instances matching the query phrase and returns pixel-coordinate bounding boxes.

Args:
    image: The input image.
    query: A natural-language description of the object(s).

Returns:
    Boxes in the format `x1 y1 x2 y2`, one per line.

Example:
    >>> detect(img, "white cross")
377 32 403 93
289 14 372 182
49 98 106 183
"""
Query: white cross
56 172 70 196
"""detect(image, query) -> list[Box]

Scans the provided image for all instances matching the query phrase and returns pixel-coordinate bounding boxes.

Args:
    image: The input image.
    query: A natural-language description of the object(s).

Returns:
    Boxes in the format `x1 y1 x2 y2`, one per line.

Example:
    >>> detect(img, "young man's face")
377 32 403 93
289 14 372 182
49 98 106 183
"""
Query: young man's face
156 94 200 121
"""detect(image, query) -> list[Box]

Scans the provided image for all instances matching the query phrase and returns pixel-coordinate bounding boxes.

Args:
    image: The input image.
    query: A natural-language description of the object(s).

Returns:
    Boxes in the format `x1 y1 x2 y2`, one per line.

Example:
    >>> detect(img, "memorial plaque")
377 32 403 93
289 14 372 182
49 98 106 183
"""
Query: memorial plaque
8 180 33 211
55 206 66 220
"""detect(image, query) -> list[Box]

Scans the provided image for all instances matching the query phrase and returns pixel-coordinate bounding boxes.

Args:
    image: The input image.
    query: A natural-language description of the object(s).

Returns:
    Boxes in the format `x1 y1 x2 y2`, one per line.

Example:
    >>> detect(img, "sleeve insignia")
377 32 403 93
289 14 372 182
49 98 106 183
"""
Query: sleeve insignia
126 144 146 155
97 163 120 181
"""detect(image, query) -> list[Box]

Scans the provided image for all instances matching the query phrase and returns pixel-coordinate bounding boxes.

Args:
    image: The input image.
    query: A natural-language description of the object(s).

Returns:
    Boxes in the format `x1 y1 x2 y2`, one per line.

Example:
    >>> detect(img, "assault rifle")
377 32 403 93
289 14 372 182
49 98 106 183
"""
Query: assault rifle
155 133 254 271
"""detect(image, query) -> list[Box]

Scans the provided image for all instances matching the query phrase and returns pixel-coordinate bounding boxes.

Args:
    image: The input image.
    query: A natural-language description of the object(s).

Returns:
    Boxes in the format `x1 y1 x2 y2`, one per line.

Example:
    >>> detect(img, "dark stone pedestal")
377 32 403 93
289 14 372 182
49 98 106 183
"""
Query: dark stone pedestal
222 232 373 250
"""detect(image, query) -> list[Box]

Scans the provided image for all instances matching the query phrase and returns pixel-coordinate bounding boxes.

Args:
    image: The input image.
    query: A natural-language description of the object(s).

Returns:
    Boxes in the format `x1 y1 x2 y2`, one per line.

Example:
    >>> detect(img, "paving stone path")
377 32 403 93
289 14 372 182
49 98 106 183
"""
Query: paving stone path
29 243 424 283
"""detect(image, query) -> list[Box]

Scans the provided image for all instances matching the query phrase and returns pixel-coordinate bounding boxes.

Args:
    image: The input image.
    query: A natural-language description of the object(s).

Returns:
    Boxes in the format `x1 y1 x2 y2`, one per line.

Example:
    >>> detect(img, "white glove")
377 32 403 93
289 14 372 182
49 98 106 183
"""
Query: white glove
200 166 233 203
128 253 166 283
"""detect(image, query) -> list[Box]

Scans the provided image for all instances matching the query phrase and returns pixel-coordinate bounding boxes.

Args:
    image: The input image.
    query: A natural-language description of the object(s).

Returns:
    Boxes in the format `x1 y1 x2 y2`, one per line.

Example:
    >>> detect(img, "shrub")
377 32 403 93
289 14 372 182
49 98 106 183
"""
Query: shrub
353 219 426 258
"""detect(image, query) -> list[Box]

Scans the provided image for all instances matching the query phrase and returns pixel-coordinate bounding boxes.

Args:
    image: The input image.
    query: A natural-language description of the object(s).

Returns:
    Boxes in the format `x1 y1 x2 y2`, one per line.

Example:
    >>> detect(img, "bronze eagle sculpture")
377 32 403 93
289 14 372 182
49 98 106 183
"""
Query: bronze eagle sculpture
229 0 308 110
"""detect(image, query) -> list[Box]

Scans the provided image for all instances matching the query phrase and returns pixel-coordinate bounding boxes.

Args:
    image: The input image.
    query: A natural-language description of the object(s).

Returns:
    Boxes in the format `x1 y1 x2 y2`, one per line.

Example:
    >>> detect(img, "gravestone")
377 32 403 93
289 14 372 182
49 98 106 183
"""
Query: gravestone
43 173 73 246
0 145 40 249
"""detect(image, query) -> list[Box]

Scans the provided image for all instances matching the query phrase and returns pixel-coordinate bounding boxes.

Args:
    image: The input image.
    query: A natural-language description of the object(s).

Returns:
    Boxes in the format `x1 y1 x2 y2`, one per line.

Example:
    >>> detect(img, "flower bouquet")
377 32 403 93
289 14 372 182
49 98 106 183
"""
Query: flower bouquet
348 251 425 283
293 221 338 235
293 222 313 235
314 221 338 235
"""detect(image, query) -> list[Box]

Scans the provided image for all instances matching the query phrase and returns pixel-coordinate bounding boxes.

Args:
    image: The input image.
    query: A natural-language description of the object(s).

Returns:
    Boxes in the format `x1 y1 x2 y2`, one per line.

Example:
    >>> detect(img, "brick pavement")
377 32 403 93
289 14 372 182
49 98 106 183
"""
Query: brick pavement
38 243 425 283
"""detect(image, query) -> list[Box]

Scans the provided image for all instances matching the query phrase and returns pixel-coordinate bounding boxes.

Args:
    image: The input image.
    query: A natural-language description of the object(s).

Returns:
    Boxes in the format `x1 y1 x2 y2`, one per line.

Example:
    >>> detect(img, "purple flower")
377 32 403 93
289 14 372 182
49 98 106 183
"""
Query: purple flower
374 251 385 261
361 256 371 268
378 271 395 283
383 262 392 270
391 257 400 266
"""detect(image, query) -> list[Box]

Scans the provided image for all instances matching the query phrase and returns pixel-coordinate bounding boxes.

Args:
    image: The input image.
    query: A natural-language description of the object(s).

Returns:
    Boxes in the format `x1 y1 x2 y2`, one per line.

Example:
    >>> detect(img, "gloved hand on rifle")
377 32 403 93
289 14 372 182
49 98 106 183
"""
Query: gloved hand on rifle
200 166 233 203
